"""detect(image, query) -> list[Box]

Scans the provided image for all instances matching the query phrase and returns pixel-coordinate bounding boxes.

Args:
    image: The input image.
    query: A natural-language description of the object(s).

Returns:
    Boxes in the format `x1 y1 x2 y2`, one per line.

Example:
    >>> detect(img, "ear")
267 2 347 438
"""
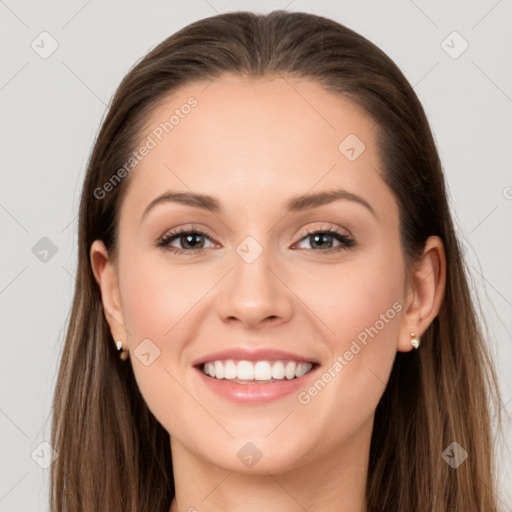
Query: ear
398 235 446 352
90 240 127 344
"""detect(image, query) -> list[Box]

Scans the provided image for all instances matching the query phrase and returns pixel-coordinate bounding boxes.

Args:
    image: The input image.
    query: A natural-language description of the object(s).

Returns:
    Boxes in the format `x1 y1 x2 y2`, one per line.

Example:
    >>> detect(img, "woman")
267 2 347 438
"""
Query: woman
50 10 504 511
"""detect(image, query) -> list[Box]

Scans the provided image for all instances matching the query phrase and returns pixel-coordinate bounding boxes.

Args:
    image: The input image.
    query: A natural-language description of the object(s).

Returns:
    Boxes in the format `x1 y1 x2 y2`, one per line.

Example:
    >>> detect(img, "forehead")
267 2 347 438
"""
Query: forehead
119 75 394 223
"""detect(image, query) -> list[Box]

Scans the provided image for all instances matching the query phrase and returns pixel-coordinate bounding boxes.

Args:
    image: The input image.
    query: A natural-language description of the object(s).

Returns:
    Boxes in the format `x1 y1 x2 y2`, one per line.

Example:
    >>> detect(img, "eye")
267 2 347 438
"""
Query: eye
157 228 216 254
157 226 356 255
293 228 356 253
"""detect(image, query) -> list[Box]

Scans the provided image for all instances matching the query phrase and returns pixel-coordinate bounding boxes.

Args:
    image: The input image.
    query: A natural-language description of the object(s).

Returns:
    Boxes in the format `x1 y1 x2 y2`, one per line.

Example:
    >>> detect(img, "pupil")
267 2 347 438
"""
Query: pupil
183 233 203 249
312 233 332 249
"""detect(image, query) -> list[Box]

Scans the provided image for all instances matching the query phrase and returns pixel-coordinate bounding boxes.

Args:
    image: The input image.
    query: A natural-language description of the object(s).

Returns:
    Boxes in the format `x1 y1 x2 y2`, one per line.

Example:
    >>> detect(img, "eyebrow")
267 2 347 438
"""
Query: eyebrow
141 187 376 221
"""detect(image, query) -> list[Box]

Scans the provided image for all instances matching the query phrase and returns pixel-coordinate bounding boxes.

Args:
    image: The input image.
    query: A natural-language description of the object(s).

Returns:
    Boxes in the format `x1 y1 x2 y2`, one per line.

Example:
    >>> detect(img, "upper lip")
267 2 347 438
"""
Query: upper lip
192 348 318 367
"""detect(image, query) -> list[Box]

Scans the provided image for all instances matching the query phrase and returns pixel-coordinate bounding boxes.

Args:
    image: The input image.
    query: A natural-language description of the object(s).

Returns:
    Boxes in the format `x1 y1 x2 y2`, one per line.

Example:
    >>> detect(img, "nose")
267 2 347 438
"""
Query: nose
216 243 294 330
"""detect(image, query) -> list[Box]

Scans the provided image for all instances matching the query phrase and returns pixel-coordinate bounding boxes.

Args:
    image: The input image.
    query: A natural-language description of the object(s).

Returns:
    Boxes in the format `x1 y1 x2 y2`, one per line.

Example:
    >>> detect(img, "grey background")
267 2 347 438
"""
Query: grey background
1 0 511 510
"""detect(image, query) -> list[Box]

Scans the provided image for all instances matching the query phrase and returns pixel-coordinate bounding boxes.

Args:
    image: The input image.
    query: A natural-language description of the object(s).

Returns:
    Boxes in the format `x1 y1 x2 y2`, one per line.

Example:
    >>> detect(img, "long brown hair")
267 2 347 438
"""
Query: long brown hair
50 10 505 511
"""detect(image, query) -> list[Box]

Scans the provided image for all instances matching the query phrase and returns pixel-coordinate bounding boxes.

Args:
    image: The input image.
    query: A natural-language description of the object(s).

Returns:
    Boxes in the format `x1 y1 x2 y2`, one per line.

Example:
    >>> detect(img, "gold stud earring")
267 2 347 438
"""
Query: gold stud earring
410 333 421 349
116 340 129 360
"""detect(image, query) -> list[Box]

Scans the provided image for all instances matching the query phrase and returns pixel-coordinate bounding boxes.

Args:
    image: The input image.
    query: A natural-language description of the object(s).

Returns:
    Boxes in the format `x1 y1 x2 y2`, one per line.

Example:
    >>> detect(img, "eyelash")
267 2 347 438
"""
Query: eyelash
157 225 356 256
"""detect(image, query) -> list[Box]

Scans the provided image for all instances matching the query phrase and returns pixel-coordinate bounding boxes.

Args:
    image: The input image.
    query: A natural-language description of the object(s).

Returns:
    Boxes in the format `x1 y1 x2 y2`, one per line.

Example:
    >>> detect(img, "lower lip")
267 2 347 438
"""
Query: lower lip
194 365 319 403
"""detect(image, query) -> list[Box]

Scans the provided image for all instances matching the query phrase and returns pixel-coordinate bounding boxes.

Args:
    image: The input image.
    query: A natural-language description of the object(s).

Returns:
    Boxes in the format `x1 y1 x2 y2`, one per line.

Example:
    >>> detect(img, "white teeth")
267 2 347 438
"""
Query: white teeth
254 361 272 381
295 362 313 378
285 361 296 380
271 361 285 379
214 360 224 379
224 360 237 379
237 360 254 380
201 359 314 381
205 362 215 377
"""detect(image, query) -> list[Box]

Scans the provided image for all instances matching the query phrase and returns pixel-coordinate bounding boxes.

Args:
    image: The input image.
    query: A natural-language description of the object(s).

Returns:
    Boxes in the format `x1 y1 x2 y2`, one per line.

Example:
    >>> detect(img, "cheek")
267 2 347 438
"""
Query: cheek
297 245 403 407
119 250 210 341
117 252 206 431
303 248 403 351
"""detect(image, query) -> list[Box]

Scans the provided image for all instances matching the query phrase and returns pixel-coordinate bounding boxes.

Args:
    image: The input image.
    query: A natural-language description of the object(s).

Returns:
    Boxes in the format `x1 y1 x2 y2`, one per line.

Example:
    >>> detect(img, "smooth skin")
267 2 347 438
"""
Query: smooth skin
91 75 446 512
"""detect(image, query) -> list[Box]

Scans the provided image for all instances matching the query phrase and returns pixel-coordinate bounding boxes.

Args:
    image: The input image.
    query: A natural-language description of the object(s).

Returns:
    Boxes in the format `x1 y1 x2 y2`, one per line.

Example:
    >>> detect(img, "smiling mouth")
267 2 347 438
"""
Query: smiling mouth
198 359 317 383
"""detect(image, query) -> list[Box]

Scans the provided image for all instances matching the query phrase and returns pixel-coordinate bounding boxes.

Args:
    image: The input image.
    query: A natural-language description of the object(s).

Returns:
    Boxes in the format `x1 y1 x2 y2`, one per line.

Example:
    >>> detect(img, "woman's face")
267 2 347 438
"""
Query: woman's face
95 75 423 474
